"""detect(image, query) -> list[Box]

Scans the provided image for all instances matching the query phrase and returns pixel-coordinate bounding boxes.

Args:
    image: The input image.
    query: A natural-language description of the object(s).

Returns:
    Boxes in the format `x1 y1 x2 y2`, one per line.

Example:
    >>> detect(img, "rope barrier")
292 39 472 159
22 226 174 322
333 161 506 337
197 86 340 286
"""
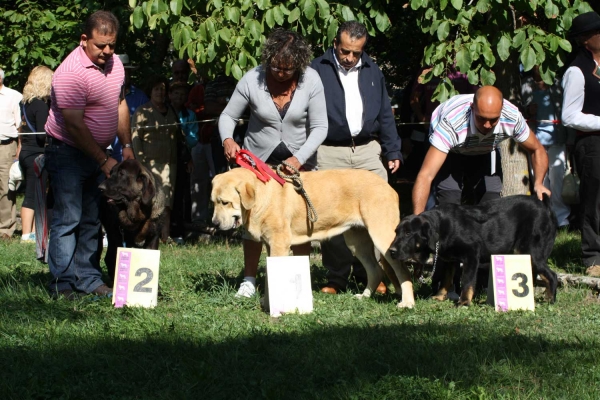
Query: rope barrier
276 161 318 223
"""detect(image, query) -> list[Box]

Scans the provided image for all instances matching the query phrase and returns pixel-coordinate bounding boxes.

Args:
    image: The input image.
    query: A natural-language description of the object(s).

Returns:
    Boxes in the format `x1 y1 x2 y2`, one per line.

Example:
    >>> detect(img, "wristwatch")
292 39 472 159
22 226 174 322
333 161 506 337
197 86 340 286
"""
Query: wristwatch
123 143 132 148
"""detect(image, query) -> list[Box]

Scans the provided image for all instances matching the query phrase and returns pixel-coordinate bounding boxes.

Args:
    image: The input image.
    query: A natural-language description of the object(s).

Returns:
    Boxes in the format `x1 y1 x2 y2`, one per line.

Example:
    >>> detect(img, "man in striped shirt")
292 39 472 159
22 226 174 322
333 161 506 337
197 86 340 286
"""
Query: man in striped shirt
412 86 550 300
413 86 550 215
44 11 132 300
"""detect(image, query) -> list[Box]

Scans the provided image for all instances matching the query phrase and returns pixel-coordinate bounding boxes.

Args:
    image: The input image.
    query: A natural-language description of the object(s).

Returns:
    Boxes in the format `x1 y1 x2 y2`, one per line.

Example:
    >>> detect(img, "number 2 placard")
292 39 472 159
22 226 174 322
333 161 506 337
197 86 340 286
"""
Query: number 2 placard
112 248 160 308
488 254 535 312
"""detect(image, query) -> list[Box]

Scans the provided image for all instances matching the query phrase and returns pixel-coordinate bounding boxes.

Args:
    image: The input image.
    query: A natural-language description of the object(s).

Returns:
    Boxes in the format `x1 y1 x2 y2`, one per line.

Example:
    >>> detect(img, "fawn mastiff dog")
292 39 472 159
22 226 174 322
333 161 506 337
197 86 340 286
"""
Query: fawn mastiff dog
211 167 415 308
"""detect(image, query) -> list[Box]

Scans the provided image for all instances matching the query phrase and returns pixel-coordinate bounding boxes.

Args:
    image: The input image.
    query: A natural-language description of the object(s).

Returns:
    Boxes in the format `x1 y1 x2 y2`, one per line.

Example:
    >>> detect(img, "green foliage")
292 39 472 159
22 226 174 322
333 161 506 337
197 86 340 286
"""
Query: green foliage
412 0 594 102
0 0 88 86
129 0 392 80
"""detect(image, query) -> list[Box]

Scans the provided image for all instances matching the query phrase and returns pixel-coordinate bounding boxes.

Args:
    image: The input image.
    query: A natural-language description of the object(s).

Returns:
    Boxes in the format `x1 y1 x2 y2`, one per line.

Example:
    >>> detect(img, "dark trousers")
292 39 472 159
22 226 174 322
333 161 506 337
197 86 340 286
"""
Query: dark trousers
574 135 600 267
432 151 503 293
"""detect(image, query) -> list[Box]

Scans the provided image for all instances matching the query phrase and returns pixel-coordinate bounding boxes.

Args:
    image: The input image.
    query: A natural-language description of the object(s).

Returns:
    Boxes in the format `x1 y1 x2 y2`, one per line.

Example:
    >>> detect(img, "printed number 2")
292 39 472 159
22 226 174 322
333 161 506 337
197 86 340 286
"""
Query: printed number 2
511 273 530 298
133 268 153 293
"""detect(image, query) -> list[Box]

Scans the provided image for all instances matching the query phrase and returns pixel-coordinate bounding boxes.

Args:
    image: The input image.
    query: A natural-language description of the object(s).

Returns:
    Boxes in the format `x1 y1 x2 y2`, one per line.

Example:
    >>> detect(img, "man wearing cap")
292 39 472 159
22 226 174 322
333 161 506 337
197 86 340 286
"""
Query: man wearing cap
562 11 600 276
44 11 132 299
0 67 22 239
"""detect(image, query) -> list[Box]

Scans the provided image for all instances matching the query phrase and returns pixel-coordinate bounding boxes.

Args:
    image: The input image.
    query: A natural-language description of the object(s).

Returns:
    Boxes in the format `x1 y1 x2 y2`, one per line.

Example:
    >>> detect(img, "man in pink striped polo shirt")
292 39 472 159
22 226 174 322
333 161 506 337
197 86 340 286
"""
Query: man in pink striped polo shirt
45 11 132 300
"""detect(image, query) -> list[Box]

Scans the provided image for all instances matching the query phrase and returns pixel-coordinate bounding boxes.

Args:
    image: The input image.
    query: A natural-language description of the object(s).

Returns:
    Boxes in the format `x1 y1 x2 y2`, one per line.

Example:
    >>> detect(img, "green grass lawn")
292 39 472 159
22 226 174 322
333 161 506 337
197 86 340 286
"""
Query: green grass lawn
1 225 599 399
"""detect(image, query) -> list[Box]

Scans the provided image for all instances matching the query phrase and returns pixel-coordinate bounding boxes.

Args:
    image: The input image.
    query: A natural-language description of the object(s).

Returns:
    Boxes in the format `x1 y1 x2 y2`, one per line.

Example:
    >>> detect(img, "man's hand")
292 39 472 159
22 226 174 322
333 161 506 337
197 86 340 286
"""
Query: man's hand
533 182 551 200
388 159 400 174
101 157 118 178
122 147 135 161
223 138 240 162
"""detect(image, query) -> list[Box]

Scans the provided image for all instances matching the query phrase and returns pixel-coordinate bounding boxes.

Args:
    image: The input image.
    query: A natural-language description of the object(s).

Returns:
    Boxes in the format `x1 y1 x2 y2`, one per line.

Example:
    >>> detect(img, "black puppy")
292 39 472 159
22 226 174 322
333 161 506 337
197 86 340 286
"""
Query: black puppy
99 159 166 280
389 194 558 306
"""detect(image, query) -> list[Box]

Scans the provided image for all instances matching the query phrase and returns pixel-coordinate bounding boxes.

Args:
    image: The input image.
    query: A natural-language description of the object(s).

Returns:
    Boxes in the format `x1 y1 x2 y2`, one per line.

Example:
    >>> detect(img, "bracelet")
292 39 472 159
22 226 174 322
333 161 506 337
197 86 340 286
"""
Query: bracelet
123 143 132 148
99 157 109 167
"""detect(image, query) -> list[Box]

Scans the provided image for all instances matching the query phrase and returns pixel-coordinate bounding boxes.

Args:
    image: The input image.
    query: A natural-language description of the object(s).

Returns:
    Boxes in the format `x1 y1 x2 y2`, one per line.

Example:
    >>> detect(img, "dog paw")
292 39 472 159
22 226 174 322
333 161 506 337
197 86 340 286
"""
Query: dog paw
431 294 447 301
355 289 372 300
397 301 415 309
457 299 471 307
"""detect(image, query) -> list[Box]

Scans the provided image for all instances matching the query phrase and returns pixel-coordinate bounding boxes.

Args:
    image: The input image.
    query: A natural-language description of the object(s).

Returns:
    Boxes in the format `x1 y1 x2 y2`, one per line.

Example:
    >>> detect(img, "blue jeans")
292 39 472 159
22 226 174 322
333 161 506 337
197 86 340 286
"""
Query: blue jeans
45 142 106 293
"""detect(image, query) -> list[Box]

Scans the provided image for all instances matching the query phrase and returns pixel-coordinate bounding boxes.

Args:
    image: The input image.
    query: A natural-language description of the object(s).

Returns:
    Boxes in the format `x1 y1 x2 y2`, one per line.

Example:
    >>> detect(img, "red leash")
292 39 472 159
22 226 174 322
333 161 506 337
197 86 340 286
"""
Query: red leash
235 150 285 186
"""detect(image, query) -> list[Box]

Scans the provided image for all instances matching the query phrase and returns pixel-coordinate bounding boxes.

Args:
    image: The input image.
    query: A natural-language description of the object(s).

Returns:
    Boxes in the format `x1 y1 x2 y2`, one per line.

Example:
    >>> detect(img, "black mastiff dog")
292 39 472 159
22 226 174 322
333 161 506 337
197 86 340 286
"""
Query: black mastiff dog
99 159 165 280
389 194 558 306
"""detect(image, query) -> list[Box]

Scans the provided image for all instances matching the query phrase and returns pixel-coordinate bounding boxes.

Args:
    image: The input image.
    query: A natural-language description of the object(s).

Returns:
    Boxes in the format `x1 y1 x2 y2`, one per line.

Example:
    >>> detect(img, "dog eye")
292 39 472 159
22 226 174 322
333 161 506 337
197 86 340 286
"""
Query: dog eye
405 232 411 237
221 201 229 206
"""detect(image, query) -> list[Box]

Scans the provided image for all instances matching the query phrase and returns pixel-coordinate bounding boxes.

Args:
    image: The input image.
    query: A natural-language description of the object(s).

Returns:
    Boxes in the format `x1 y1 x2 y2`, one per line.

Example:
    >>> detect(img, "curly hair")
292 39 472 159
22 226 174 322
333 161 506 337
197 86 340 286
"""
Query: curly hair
261 28 312 72
22 66 54 103
144 75 169 98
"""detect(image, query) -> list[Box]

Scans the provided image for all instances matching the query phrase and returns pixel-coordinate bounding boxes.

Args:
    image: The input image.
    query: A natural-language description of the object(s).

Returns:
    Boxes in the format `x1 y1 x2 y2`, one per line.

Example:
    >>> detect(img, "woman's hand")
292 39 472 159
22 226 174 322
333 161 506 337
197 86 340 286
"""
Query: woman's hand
223 138 240 162
282 156 302 174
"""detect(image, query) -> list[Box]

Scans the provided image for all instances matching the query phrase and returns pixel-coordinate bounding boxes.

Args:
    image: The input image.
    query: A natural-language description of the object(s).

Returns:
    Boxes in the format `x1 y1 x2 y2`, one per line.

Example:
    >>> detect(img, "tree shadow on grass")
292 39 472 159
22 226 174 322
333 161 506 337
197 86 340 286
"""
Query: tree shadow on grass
0 319 596 399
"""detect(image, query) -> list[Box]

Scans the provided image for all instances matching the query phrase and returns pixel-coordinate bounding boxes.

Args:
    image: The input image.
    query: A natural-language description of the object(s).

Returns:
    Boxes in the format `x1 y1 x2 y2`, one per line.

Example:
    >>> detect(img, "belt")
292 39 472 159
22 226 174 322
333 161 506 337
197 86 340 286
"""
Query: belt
46 136 65 146
0 138 15 145
322 136 374 147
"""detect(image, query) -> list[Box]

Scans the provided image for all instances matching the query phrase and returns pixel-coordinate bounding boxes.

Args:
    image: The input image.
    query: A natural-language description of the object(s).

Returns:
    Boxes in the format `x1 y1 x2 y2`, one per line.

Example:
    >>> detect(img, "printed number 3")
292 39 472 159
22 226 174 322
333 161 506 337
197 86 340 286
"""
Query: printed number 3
133 268 153 293
511 272 530 298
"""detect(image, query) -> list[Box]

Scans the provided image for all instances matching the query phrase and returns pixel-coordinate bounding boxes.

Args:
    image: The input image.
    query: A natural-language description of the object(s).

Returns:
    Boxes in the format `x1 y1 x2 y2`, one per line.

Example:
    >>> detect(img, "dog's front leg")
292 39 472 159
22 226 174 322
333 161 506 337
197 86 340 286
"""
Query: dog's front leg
344 229 382 299
458 258 479 306
432 262 455 302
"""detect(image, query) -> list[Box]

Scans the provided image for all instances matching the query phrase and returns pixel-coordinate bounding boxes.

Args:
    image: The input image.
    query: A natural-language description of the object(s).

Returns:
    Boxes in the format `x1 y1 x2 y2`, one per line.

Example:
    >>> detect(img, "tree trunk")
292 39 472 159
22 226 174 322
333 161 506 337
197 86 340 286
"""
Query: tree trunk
494 52 531 196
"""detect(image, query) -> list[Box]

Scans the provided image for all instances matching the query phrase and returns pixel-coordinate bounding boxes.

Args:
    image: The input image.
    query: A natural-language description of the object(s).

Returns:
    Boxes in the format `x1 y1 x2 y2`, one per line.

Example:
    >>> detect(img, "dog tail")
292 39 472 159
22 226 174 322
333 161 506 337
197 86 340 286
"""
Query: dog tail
542 193 559 230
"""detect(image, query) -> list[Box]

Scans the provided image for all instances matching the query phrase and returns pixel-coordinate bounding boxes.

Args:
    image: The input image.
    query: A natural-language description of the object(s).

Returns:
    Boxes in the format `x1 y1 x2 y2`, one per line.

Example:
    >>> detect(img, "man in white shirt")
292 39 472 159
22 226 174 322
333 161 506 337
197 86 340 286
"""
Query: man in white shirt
562 11 600 275
0 68 22 239
311 21 401 294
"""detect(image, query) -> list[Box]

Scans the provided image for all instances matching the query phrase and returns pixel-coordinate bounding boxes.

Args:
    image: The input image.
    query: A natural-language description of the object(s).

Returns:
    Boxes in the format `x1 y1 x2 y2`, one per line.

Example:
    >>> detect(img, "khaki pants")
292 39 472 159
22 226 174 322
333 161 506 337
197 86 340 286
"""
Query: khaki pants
317 140 387 289
0 140 17 236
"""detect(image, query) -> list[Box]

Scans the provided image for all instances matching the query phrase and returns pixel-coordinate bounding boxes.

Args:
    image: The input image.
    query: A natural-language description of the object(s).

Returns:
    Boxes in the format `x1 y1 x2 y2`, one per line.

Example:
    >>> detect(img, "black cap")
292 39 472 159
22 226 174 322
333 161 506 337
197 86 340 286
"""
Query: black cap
570 11 600 38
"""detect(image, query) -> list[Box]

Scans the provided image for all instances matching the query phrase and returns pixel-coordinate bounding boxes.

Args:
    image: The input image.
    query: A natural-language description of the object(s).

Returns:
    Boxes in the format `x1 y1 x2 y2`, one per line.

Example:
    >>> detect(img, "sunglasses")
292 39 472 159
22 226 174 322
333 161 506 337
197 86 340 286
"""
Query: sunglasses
270 65 295 74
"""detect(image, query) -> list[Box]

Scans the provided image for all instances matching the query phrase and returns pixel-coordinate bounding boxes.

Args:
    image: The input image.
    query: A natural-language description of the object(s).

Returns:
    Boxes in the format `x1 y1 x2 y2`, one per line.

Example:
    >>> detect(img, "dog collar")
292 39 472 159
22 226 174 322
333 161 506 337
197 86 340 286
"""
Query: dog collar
235 150 285 186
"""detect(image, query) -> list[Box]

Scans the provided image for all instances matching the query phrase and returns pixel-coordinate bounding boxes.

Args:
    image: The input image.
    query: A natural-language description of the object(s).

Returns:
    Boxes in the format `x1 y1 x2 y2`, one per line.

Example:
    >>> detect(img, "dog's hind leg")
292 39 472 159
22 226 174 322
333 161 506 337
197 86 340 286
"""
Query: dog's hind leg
458 257 479 306
533 260 558 303
343 229 382 299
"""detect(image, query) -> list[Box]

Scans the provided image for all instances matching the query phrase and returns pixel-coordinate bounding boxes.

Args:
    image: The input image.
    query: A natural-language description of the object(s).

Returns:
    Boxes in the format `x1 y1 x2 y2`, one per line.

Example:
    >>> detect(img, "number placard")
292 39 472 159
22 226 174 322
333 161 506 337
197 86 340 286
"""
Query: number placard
487 254 535 312
112 247 160 308
264 256 313 318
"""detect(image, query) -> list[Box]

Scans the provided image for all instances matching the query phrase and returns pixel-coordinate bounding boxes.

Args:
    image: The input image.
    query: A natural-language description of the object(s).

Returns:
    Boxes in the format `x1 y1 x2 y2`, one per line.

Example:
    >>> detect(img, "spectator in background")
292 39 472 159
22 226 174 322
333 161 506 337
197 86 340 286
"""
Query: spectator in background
561 11 600 276
311 21 400 295
44 11 131 299
110 54 148 162
0 67 22 240
18 66 53 242
168 81 196 242
132 76 178 243
522 65 572 228
219 28 328 297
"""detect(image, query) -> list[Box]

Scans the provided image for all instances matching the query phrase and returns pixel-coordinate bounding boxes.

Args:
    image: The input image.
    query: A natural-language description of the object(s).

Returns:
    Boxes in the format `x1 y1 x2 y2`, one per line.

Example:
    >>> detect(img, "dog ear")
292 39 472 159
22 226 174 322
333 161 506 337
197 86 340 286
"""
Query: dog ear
238 181 255 210
140 170 156 207
422 218 439 250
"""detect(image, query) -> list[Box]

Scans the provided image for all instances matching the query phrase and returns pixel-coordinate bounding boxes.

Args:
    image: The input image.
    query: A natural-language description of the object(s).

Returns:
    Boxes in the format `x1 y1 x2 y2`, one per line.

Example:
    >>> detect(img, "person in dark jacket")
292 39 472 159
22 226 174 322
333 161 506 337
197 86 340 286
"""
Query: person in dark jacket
310 21 401 294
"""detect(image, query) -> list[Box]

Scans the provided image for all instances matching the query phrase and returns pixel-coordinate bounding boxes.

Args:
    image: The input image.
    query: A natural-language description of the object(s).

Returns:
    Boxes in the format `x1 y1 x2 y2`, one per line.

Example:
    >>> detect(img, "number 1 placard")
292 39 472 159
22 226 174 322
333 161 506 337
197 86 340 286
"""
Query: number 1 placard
487 254 535 312
112 248 160 308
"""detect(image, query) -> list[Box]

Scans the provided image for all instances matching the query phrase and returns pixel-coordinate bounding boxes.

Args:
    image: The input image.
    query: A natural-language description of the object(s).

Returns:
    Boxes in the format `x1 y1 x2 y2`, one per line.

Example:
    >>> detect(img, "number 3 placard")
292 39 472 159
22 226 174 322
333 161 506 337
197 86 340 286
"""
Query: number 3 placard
487 255 535 312
112 248 161 308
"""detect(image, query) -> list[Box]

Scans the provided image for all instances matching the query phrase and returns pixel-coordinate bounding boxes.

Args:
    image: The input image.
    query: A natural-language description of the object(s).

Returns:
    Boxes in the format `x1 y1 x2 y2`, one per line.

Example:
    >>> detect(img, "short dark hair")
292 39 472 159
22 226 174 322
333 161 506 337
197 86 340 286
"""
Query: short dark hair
84 11 119 38
261 28 312 72
145 75 169 98
335 21 368 44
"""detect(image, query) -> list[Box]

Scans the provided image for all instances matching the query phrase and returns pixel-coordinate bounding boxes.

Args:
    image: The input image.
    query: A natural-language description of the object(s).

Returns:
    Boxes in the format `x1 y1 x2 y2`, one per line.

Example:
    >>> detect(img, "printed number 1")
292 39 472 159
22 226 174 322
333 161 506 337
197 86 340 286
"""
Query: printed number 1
511 272 530 298
133 268 153 293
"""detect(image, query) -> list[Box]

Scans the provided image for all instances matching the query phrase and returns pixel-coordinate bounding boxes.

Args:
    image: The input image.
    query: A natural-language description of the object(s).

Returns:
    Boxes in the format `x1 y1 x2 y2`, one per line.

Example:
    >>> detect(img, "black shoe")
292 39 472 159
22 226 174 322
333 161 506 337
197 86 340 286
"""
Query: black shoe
90 284 113 297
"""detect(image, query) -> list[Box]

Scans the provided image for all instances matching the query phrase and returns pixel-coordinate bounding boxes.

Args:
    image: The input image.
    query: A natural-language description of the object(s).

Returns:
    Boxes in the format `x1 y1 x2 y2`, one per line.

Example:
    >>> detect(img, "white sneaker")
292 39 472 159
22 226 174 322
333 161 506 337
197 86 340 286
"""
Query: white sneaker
235 281 256 298
102 236 108 248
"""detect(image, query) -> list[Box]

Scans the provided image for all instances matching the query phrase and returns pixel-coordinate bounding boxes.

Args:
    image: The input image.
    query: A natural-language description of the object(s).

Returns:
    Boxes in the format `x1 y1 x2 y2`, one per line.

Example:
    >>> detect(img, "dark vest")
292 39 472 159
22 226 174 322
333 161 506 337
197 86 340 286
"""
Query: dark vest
570 48 600 118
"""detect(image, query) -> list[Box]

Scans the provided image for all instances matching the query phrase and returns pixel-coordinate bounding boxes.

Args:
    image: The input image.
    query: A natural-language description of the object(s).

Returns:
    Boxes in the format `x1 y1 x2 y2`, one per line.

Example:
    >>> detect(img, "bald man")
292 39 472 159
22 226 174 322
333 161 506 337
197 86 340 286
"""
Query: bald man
412 86 550 300
413 86 550 215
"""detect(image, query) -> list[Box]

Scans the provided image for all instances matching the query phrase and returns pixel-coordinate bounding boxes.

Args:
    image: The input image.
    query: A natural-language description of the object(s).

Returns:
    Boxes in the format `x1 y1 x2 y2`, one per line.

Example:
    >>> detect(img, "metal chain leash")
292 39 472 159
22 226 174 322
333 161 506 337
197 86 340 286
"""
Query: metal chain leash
276 161 318 223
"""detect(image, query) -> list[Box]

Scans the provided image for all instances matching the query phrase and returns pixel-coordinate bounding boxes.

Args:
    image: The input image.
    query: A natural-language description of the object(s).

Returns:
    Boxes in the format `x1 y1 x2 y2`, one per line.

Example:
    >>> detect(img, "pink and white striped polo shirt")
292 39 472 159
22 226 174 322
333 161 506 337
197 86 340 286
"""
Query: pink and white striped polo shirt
45 45 124 148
